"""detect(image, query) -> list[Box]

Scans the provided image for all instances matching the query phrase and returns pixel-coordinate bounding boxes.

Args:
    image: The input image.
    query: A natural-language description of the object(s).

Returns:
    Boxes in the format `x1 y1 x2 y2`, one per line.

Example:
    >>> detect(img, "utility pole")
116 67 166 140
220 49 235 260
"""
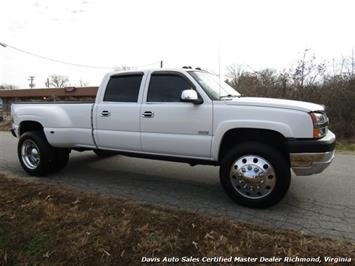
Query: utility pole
160 60 163 68
28 76 35 88
45 78 50 88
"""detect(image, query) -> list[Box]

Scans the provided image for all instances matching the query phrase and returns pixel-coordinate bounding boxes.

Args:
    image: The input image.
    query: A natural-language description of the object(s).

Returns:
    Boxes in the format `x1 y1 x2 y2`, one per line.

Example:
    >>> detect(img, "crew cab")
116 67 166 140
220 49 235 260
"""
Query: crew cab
11 68 336 208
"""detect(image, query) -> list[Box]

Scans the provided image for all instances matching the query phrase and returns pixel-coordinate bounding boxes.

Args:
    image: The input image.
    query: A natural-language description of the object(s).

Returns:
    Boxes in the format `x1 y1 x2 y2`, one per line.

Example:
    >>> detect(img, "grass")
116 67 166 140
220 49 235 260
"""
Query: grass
336 142 355 152
23 233 52 256
0 217 10 248
0 172 354 265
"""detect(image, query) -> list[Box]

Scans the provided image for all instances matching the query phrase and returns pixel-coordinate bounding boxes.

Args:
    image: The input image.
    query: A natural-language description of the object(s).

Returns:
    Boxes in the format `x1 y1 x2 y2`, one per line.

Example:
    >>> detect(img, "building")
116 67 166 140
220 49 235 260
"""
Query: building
0 86 98 119
0 98 3 122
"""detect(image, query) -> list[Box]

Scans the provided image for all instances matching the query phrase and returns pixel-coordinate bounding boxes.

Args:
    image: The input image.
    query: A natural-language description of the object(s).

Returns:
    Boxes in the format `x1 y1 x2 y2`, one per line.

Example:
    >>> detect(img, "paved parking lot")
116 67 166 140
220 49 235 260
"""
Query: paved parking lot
0 132 354 241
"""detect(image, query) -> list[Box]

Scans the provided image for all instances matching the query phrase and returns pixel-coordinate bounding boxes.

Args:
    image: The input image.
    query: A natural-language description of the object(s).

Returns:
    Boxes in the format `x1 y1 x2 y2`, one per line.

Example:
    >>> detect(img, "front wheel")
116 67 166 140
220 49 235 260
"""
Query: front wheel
220 142 291 208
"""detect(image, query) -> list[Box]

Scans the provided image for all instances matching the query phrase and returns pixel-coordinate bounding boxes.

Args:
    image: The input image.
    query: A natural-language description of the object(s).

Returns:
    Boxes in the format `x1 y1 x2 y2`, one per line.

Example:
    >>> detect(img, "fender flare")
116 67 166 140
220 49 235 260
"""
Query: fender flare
212 120 293 160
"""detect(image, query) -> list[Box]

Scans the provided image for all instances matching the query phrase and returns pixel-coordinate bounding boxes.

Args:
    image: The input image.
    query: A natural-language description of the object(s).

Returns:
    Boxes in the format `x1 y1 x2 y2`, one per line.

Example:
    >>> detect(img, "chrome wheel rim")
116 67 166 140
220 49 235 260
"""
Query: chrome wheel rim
230 155 276 199
21 140 40 170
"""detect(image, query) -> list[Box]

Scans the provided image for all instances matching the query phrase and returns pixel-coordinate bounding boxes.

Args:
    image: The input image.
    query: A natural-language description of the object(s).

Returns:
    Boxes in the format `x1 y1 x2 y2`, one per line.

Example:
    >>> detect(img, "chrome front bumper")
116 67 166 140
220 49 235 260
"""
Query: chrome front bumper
290 150 335 176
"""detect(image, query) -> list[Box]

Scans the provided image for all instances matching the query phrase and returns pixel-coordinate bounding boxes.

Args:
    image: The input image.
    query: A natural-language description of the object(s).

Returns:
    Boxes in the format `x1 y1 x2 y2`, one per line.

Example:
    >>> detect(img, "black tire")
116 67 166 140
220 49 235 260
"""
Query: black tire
50 149 70 173
93 149 117 158
18 131 55 176
220 141 291 208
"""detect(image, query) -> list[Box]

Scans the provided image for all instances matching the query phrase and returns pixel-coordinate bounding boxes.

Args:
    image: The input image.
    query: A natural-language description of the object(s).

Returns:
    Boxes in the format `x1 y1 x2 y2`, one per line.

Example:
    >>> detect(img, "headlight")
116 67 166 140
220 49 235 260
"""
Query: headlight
309 112 328 138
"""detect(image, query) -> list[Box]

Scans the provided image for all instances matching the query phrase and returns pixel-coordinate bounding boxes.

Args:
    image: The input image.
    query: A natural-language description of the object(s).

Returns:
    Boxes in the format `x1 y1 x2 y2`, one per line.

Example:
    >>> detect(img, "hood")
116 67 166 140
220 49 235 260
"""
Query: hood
226 97 324 112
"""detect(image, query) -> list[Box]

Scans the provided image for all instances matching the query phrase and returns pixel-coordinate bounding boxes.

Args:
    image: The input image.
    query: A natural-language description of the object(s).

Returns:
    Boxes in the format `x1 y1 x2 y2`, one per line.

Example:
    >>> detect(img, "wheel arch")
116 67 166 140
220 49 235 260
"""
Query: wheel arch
19 120 44 136
217 128 290 163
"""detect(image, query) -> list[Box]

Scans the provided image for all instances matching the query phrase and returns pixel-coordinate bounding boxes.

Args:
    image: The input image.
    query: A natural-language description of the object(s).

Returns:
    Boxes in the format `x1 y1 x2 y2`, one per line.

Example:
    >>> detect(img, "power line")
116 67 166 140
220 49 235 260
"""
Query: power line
131 61 161 69
1 42 114 69
0 42 160 70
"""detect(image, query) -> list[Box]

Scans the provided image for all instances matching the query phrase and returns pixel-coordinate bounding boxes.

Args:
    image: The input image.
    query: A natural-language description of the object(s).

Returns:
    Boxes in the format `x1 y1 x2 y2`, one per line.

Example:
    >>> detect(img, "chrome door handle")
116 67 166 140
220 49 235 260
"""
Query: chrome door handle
142 111 154 118
101 110 111 117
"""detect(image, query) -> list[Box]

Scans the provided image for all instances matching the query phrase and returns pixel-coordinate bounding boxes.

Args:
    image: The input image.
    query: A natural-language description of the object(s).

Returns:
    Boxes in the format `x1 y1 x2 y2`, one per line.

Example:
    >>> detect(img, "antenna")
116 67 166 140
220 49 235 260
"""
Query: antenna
218 49 221 99
352 48 354 77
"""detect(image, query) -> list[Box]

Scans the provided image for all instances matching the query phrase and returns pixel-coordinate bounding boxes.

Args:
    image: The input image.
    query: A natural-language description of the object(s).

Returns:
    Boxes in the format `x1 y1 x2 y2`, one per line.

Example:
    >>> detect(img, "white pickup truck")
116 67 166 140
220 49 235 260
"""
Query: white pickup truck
11 68 336 208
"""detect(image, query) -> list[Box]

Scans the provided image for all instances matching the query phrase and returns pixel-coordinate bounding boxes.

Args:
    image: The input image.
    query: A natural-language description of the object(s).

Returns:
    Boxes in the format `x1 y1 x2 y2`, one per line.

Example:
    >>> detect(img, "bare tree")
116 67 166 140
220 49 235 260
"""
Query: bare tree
47 74 69 88
78 80 89 87
256 68 278 87
290 50 327 88
226 64 245 88
0 84 17 90
226 54 355 139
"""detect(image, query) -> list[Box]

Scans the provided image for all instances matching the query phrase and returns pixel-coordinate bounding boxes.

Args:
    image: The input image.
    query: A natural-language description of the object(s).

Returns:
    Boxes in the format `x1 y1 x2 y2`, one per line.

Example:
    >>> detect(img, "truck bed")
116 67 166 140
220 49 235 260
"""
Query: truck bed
12 103 95 148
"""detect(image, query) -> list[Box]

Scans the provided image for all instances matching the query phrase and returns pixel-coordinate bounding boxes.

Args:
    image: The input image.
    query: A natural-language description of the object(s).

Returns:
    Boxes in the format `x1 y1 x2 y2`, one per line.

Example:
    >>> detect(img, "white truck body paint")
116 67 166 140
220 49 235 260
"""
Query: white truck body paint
11 68 325 161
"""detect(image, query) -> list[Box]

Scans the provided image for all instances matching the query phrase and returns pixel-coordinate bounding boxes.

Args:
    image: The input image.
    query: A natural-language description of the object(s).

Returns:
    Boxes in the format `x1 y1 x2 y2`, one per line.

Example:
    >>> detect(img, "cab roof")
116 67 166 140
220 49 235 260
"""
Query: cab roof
108 67 205 76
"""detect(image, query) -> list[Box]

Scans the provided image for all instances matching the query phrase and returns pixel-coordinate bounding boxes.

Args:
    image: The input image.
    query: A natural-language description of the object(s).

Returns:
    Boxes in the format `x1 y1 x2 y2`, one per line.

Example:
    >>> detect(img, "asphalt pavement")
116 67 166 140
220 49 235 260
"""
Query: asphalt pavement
0 132 354 241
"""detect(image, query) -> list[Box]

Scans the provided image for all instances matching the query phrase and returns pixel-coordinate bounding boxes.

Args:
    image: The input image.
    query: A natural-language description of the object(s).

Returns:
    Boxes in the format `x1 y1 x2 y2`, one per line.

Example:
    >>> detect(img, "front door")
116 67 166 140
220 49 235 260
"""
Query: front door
140 72 212 158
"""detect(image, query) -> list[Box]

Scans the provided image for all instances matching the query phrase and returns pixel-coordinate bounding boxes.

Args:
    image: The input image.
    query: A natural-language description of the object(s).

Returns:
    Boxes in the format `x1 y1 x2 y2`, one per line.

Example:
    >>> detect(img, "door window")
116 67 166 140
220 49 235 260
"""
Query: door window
147 74 193 102
103 74 143 102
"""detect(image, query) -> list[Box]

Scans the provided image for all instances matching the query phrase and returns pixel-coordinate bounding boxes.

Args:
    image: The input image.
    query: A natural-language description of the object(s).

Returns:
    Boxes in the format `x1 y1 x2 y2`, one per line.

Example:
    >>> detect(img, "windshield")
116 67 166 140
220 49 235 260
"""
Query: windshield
188 71 240 100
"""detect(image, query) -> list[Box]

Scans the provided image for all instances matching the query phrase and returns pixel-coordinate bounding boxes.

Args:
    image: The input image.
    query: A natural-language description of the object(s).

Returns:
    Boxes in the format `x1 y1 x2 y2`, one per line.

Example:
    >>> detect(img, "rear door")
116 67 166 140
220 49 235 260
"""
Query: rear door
94 73 145 152
140 71 213 158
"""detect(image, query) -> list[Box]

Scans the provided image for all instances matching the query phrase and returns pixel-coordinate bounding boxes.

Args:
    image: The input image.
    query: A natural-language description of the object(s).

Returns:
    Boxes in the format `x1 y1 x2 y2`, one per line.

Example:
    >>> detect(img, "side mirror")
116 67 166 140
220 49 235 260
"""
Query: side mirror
180 89 203 104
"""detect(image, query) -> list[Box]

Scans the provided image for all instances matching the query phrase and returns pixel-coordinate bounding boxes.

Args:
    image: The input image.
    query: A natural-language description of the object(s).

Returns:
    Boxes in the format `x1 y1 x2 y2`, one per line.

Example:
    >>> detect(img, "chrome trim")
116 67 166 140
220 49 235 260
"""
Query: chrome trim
101 110 111 117
181 89 198 101
290 150 335 176
21 139 40 170
142 111 154 118
230 155 276 199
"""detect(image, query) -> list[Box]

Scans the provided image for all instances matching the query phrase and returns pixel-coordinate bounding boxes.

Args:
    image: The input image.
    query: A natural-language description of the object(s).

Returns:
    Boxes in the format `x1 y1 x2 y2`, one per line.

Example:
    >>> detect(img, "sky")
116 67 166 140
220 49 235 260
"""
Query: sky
0 0 354 88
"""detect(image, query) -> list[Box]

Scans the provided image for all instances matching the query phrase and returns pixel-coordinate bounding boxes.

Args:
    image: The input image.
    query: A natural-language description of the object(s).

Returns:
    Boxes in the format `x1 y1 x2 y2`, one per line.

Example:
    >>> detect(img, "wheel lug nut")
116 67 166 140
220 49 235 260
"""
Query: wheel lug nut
241 168 246 173
254 168 259 173
247 166 252 171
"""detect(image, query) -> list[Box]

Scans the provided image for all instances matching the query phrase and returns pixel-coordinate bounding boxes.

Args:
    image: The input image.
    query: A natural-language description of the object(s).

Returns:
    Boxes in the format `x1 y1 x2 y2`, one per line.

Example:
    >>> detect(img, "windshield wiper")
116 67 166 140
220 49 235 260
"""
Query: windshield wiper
219 94 239 100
